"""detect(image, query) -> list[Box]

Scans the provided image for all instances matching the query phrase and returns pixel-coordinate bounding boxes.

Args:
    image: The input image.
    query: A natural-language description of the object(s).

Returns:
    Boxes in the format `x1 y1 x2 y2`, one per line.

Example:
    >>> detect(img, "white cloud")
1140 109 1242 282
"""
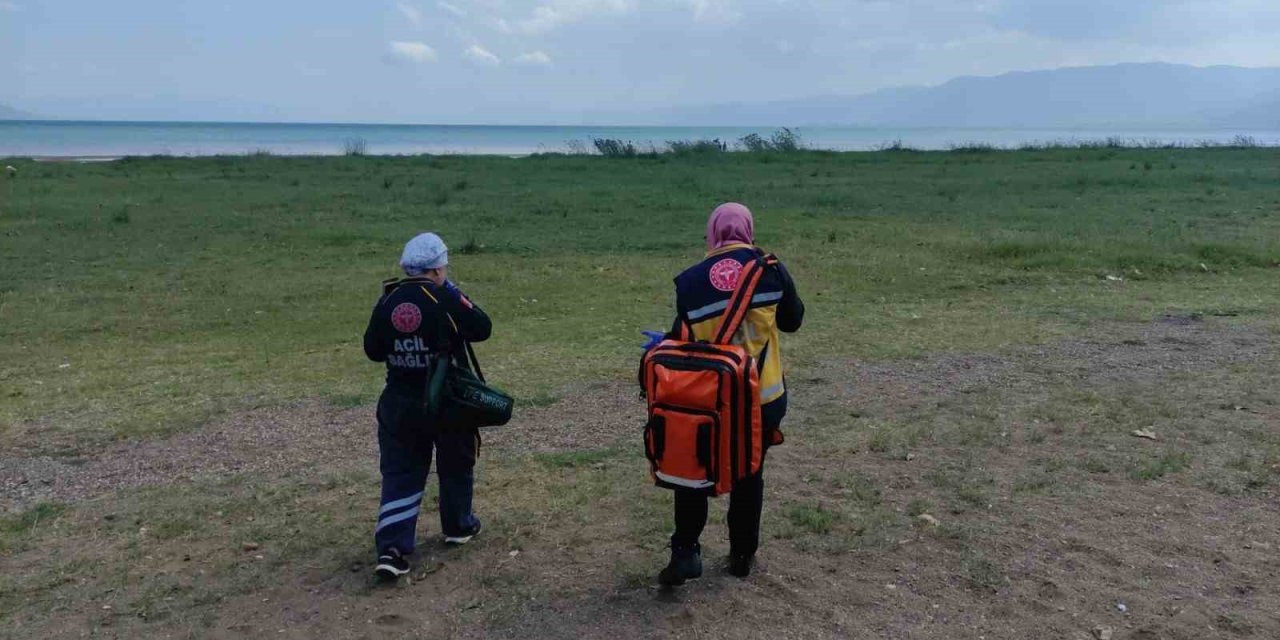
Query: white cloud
438 1 466 17
686 0 739 25
385 41 438 64
505 0 631 35
396 2 423 27
464 45 502 66
514 6 564 34
20 0 1280 125
514 51 554 66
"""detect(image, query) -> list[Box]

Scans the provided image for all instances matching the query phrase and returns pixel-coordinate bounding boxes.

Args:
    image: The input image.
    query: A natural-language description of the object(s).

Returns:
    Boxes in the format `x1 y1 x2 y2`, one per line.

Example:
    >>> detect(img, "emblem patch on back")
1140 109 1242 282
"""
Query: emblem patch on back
709 258 744 292
391 302 422 333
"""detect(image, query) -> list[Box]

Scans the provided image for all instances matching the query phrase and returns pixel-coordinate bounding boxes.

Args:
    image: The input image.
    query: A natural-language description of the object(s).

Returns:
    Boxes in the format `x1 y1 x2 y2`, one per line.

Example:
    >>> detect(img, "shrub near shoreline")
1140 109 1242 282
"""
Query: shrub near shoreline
570 129 1270 158
581 128 805 157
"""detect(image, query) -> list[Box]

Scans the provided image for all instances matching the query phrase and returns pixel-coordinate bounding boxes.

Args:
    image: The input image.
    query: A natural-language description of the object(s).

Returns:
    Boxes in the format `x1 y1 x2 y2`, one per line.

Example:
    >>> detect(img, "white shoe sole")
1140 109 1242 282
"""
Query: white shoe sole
443 534 474 545
375 563 410 578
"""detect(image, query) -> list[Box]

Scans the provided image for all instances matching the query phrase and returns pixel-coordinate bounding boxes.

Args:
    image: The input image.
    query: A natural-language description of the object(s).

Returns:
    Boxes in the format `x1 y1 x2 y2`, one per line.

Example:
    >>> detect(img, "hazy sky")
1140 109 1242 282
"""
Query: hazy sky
4 0 1280 122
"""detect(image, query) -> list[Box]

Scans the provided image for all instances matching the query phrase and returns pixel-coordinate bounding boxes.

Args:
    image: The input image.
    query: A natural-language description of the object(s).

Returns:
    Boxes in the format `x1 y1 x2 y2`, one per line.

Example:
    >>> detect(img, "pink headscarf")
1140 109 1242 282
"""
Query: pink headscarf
706 202 754 251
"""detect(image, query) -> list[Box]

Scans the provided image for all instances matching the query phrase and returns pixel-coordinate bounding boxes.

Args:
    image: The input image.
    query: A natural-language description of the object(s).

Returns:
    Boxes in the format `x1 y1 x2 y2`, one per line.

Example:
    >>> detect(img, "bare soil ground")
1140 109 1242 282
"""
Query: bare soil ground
2 318 1278 639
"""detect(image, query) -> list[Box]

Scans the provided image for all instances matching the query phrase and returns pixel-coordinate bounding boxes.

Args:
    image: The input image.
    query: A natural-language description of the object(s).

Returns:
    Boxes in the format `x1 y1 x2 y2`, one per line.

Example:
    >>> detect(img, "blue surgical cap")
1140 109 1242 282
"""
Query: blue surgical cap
400 232 449 276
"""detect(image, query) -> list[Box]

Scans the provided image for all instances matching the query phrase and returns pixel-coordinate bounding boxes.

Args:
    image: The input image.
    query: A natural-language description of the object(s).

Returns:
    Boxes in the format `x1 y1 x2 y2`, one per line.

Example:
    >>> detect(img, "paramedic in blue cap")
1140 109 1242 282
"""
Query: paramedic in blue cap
363 232 492 580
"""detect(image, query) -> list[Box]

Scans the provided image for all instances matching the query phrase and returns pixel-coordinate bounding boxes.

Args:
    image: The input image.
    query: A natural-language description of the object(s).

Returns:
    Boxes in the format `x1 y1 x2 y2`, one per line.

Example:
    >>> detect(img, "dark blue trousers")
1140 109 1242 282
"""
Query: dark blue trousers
374 389 480 556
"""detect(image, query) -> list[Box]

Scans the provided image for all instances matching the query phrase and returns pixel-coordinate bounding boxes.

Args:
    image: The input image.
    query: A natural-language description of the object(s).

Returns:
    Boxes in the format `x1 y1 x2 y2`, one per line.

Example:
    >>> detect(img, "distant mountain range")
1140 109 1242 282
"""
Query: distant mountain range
0 97 284 123
5 63 1280 128
640 63 1280 128
0 103 38 120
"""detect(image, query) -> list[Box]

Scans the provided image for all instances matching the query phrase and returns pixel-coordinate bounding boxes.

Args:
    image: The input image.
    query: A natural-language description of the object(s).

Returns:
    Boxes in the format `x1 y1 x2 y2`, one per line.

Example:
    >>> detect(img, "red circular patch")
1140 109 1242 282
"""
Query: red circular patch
709 258 744 292
390 302 422 333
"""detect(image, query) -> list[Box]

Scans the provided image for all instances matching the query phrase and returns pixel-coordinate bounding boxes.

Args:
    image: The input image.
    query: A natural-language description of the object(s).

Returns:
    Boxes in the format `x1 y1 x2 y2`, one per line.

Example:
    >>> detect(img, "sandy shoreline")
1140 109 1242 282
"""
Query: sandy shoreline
17 152 534 162
30 155 126 163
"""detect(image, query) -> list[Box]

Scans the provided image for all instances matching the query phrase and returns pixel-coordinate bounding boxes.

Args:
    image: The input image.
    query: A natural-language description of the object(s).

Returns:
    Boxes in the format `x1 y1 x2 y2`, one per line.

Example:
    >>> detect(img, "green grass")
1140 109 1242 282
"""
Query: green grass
905 498 932 517
4 148 1280 638
1 149 1279 441
960 551 1006 592
784 502 838 535
0 472 378 624
1 503 68 553
532 448 619 469
1129 449 1194 481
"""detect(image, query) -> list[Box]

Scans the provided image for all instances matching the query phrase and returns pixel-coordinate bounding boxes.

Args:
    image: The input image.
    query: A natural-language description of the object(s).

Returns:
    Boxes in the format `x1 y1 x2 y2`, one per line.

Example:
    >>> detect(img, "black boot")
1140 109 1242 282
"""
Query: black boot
727 552 754 578
658 543 703 586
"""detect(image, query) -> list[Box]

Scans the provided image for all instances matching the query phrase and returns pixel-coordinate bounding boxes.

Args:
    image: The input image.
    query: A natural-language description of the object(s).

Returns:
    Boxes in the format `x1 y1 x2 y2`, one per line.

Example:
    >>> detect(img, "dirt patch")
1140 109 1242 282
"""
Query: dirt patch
3 319 1279 639
0 379 644 512
2 320 1264 513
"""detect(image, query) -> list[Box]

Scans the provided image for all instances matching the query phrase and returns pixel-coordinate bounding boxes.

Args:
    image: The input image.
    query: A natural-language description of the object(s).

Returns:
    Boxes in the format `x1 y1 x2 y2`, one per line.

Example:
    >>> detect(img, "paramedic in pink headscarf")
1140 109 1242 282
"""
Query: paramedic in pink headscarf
649 201 805 587
706 202 755 249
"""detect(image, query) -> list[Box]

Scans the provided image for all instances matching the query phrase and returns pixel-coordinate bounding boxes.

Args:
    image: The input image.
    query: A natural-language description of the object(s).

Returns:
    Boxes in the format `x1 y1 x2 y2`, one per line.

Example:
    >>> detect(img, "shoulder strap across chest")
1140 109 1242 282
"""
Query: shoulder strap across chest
710 253 779 345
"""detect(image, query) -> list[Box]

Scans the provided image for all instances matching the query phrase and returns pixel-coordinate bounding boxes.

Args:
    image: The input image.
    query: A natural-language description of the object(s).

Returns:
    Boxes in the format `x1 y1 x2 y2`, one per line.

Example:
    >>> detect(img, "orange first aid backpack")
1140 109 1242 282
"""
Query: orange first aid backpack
640 253 778 496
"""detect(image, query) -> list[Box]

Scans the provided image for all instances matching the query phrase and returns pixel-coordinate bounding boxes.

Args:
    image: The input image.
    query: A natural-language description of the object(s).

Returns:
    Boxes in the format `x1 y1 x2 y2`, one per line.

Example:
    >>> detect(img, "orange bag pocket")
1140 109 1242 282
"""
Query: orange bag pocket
645 405 718 491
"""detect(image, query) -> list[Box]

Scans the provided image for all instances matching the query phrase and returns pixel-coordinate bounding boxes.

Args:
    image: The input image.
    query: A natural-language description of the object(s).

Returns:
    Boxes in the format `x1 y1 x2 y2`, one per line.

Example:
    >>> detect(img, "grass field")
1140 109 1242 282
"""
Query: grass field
1 148 1279 639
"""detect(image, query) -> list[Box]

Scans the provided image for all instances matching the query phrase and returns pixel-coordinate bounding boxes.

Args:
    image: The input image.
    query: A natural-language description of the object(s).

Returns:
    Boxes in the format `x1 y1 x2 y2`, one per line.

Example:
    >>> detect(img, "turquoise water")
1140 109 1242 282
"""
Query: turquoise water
2 120 1278 157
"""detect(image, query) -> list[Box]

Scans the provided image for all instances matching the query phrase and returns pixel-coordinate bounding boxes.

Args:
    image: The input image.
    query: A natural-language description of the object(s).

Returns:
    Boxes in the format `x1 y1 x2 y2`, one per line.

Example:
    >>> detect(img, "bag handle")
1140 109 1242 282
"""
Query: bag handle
710 253 778 345
420 285 487 383
463 341 486 383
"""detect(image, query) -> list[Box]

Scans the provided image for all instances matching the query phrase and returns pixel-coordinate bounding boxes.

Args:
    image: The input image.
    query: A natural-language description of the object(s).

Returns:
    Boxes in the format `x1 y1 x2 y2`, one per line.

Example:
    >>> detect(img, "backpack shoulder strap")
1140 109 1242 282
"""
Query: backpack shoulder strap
676 319 693 342
711 253 779 345
420 285 477 373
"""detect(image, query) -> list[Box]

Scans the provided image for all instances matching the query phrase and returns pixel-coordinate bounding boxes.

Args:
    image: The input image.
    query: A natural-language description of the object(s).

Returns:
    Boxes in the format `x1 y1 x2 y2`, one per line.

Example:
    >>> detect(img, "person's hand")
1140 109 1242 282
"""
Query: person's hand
421 267 449 289
641 330 665 351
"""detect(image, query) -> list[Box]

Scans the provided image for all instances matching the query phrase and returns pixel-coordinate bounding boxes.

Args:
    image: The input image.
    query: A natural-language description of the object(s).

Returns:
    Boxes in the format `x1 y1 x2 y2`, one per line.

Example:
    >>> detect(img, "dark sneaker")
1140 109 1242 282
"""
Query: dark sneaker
375 548 410 580
658 543 703 587
445 519 482 545
727 552 754 578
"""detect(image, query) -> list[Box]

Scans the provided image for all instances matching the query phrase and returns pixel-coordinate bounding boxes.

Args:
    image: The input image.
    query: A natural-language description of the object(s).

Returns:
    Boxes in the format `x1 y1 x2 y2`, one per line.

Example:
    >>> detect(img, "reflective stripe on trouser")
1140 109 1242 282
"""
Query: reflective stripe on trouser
374 390 480 556
376 492 423 534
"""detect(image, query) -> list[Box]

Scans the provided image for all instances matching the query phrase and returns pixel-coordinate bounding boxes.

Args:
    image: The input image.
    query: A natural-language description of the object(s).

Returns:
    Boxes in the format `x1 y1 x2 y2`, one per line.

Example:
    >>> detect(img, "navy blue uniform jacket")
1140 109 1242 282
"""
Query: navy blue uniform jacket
671 244 804 405
364 277 492 395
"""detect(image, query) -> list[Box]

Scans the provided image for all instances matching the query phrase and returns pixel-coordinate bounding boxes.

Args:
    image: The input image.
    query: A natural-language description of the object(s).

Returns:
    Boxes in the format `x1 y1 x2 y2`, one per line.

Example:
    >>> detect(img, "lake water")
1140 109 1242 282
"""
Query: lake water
2 120 1278 157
